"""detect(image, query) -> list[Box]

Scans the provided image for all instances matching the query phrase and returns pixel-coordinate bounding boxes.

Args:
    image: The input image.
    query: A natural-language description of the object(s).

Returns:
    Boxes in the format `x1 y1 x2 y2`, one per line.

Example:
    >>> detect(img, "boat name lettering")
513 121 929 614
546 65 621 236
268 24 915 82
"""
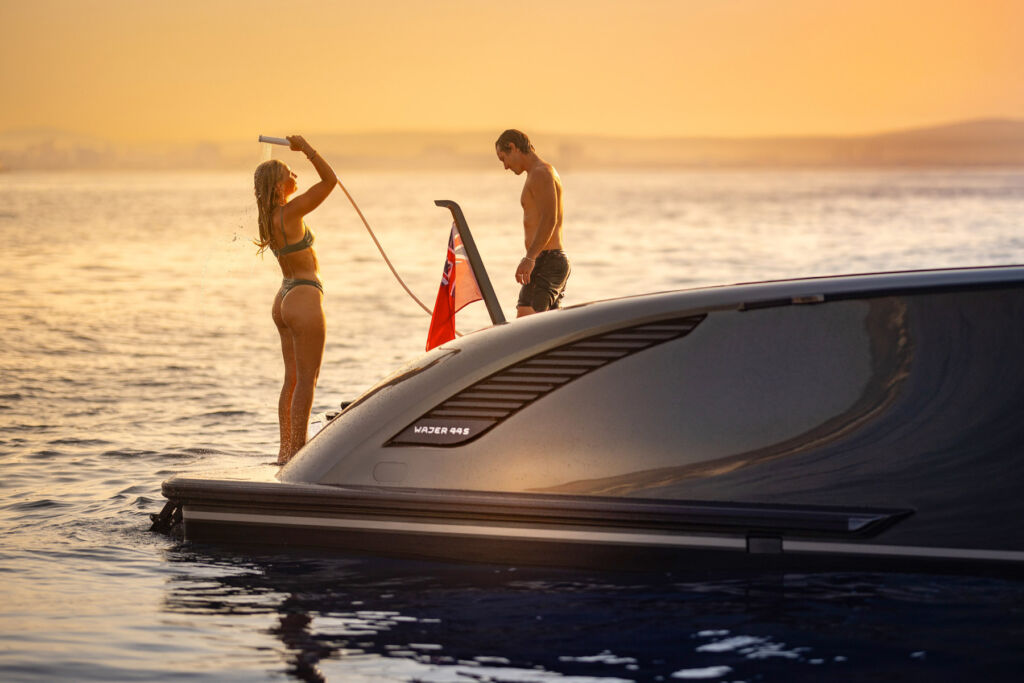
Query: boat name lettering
413 425 472 436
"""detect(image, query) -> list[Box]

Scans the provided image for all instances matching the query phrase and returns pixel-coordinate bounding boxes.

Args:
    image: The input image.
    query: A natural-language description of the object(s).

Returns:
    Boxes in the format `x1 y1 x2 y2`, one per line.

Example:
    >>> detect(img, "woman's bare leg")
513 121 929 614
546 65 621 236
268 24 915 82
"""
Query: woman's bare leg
279 286 325 463
272 291 297 464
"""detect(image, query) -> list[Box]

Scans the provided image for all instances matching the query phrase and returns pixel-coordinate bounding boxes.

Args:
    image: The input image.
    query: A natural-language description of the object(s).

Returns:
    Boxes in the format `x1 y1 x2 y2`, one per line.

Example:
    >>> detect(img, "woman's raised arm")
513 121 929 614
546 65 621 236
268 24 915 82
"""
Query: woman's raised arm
286 135 337 216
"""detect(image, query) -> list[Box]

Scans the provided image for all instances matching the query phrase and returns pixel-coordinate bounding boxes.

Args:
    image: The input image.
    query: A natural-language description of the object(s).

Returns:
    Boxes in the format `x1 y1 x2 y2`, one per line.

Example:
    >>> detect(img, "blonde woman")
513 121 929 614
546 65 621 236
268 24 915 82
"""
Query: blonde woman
253 135 337 464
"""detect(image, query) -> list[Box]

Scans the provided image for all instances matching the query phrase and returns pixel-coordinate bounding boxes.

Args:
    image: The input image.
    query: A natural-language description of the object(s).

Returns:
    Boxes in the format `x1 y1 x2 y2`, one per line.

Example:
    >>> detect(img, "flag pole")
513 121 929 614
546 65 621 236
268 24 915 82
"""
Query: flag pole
434 200 507 326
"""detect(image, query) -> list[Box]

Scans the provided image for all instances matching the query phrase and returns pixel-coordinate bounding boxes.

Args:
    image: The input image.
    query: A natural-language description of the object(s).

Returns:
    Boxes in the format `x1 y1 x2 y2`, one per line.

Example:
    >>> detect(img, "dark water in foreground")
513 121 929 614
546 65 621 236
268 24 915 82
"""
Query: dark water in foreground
2 169 1024 680
161 550 1024 682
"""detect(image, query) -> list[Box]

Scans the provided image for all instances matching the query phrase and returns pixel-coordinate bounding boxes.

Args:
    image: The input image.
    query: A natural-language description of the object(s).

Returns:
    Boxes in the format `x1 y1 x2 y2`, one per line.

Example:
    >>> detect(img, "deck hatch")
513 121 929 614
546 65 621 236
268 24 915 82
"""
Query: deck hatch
387 314 706 446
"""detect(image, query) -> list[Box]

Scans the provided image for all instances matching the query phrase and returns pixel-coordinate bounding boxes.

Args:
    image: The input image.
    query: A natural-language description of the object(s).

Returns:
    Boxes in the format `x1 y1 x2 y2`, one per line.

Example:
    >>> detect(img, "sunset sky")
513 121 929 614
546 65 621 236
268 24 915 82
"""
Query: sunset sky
1 0 1021 143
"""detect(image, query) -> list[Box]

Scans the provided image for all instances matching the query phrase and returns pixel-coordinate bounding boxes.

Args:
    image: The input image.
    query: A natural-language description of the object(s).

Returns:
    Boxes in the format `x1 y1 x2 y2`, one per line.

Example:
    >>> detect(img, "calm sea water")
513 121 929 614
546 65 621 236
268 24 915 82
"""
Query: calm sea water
2 167 1024 682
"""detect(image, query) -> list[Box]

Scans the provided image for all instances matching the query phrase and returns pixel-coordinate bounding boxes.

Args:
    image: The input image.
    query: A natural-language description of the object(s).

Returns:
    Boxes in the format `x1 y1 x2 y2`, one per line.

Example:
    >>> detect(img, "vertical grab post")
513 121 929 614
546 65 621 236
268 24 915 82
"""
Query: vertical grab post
434 200 507 326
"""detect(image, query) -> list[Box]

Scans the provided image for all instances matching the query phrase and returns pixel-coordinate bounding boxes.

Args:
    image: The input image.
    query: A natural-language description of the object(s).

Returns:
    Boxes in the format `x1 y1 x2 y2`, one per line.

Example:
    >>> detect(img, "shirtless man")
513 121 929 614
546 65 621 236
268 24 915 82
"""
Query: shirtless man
495 129 571 317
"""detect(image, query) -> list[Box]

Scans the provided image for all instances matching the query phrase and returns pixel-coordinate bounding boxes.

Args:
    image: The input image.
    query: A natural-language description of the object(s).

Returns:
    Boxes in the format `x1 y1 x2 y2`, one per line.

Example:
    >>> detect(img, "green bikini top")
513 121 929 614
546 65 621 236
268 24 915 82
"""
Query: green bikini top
272 207 314 258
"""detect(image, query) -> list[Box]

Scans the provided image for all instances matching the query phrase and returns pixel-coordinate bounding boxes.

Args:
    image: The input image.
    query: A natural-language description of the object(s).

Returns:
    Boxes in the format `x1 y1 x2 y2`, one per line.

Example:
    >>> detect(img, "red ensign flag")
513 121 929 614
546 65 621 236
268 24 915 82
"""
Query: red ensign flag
426 223 483 350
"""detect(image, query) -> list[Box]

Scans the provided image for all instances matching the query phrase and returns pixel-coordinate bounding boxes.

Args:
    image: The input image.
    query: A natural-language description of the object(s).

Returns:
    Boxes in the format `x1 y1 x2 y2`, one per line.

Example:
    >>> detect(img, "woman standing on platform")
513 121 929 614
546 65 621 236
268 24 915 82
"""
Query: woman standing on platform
253 135 337 464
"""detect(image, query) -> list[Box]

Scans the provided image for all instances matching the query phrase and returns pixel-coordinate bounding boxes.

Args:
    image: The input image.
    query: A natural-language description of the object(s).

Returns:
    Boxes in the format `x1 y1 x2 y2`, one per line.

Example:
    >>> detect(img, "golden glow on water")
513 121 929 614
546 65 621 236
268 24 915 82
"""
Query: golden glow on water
0 0 1021 141
2 170 1024 679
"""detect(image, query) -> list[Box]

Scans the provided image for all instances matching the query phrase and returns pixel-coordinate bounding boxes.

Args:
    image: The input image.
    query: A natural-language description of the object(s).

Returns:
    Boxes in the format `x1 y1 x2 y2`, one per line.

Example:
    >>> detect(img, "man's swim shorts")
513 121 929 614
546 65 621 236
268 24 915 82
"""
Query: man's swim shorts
517 249 571 312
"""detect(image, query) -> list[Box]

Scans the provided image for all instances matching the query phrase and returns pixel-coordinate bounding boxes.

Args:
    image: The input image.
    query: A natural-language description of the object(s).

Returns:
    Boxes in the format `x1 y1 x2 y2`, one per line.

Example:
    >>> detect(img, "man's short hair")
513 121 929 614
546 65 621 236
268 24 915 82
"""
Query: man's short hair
496 129 534 154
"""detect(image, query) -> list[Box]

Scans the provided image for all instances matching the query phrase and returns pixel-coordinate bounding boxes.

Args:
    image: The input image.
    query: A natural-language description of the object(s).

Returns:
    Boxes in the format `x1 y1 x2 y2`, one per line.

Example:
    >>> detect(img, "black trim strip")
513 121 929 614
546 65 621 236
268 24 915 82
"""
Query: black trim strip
164 478 912 539
738 276 1024 312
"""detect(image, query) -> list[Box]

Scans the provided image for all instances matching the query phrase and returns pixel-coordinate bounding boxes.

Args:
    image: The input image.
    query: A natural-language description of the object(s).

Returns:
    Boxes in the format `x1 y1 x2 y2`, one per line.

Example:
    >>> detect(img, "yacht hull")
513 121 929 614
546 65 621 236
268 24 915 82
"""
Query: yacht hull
160 266 1024 572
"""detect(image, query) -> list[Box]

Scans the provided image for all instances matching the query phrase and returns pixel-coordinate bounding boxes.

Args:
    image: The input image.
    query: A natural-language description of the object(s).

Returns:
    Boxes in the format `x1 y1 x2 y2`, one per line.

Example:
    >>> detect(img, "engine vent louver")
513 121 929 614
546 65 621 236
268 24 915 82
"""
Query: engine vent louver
388 314 706 447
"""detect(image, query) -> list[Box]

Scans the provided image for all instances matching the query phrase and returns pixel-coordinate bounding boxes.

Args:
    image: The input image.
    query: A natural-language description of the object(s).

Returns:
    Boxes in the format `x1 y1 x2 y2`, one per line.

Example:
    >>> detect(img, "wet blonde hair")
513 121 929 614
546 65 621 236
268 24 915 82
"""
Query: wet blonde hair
253 159 289 254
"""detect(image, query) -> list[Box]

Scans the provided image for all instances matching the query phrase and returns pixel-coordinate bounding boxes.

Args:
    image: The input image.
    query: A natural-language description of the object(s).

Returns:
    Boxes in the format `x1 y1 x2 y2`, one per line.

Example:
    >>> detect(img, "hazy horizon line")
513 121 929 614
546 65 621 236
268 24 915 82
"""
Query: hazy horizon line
4 116 1024 145
3 117 1024 172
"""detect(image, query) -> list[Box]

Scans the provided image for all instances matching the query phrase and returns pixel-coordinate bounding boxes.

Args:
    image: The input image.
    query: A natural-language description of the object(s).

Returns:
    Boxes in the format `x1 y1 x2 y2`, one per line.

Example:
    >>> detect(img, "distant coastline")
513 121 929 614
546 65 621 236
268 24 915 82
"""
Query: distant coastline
2 119 1023 171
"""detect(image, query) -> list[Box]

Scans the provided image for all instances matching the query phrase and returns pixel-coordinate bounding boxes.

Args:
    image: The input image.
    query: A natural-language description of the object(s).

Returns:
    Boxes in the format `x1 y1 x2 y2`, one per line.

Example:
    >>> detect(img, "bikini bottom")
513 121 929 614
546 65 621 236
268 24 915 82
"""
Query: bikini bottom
280 278 324 297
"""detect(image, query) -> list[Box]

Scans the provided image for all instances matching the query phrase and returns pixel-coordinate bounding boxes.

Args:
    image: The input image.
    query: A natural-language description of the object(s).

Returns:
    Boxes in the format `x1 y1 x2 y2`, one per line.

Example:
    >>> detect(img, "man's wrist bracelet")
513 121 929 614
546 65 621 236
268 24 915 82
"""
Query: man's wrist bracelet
522 256 535 262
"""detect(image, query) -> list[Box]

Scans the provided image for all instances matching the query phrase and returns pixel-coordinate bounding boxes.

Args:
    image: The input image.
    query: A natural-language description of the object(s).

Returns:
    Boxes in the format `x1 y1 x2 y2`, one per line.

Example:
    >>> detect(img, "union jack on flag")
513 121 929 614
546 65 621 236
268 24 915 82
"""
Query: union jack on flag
426 222 483 350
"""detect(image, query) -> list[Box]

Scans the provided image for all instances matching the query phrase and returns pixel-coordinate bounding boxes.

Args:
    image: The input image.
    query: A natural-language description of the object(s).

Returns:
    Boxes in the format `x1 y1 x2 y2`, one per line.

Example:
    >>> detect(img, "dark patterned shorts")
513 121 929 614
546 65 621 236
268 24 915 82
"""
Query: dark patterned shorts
517 250 571 312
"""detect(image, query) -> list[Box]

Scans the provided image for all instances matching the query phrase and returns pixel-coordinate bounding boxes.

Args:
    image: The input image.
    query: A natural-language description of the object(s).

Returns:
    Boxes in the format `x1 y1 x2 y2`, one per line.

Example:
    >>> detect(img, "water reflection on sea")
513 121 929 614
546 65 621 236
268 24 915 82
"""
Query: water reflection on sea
1 168 1023 681
160 549 1024 683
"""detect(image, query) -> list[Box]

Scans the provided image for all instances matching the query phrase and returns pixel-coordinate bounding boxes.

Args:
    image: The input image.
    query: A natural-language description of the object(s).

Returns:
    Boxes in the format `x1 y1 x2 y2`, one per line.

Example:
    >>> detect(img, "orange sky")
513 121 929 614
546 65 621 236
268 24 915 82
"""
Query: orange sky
1 0 1021 142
